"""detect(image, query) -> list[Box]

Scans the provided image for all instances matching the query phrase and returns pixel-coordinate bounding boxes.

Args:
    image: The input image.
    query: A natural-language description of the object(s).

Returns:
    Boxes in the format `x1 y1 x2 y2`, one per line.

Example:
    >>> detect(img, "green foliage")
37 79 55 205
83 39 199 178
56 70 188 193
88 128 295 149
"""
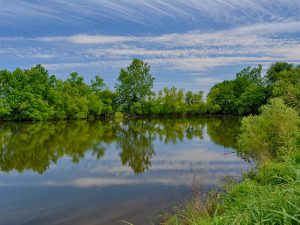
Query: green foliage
215 178 300 225
237 98 300 159
1 61 300 120
0 65 115 120
235 84 266 115
271 67 300 113
100 89 118 115
158 87 185 114
115 58 155 112
0 65 55 120
207 65 267 115
254 159 299 185
212 153 300 225
266 62 294 85
0 61 210 120
207 80 237 114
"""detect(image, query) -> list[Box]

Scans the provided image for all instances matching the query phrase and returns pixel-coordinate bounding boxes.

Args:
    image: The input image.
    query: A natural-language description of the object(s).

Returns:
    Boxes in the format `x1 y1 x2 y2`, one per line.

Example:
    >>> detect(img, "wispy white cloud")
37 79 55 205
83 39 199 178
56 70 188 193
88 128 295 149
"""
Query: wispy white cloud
1 0 300 30
193 77 222 85
42 61 110 70
32 21 300 72
15 19 296 74
1 0 300 90
37 34 138 44
33 54 56 59
32 20 300 47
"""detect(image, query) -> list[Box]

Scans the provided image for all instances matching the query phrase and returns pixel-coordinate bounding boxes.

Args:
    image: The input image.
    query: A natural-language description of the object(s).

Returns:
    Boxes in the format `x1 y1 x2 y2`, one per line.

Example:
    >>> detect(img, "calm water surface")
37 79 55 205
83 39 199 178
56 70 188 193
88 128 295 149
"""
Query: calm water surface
0 117 250 225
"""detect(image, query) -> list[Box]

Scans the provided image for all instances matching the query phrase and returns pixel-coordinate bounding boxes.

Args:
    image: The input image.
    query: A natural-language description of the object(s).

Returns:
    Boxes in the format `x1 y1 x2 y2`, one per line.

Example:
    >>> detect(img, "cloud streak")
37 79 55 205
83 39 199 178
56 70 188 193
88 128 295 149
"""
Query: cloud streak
31 20 300 46
1 0 300 32
20 20 298 73
1 0 300 91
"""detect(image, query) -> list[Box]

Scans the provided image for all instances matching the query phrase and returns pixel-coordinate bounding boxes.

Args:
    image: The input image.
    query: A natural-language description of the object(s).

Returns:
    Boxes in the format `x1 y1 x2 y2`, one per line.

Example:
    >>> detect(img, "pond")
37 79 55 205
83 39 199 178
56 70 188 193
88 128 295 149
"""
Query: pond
0 117 250 225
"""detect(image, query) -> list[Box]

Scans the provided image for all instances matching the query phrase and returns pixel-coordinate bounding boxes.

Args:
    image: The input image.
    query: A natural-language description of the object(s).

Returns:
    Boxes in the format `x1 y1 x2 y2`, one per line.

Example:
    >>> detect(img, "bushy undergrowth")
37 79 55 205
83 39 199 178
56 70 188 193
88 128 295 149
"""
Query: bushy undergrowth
163 99 300 225
237 98 300 160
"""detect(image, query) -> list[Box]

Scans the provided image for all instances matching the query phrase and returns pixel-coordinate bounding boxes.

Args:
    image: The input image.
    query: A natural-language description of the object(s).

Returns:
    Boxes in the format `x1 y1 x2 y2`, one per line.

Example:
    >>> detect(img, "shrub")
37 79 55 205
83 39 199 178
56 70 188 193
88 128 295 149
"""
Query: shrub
237 98 300 159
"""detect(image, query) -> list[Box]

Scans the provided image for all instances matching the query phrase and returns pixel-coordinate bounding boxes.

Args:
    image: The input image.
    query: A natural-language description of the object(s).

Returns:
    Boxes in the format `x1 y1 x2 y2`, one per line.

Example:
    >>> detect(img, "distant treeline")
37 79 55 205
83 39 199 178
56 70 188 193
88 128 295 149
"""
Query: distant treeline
0 59 299 120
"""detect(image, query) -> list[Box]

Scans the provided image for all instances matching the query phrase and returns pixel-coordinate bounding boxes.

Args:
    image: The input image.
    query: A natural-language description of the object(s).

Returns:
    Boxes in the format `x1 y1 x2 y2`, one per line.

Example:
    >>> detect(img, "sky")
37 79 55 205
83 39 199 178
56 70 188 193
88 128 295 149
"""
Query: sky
1 0 300 93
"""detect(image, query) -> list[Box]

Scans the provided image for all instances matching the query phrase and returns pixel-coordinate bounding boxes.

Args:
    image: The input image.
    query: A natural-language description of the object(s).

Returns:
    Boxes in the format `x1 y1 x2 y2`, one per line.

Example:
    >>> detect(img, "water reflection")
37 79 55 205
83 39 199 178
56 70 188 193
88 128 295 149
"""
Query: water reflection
0 117 241 175
206 116 241 148
0 117 247 225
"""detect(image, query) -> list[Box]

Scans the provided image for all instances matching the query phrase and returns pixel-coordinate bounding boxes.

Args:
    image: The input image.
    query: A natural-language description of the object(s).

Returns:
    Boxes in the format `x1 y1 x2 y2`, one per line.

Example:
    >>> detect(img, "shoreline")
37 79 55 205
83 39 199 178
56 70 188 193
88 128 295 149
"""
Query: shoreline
0 113 242 122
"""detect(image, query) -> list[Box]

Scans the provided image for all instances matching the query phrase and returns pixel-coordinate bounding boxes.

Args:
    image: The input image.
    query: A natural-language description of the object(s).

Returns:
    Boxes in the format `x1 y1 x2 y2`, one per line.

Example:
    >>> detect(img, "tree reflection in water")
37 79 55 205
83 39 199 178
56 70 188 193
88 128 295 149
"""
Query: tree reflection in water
0 117 241 174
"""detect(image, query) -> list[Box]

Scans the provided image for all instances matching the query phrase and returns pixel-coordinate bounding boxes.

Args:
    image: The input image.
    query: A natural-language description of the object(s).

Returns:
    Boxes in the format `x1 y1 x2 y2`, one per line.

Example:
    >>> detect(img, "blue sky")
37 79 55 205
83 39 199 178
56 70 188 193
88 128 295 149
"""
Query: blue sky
1 0 300 92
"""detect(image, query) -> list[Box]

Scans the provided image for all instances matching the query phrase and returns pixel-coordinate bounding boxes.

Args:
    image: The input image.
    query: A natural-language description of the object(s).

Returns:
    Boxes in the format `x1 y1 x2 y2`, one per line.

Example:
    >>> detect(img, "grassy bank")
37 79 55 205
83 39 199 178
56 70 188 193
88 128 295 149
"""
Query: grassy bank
163 98 300 225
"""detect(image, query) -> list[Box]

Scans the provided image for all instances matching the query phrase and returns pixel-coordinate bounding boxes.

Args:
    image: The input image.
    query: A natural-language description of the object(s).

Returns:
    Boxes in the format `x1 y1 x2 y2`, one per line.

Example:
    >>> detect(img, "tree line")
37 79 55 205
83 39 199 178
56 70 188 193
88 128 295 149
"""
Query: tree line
0 58 299 120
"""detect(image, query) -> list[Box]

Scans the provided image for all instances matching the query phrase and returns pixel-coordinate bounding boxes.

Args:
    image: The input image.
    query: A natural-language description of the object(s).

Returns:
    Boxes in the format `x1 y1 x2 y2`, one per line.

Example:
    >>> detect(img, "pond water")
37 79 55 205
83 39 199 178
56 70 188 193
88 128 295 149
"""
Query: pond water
0 117 250 225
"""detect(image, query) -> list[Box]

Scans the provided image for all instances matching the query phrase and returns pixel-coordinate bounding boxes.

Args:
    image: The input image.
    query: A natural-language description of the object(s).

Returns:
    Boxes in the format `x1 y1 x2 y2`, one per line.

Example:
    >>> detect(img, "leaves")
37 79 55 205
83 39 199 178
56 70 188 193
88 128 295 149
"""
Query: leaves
115 58 155 112
0 65 110 120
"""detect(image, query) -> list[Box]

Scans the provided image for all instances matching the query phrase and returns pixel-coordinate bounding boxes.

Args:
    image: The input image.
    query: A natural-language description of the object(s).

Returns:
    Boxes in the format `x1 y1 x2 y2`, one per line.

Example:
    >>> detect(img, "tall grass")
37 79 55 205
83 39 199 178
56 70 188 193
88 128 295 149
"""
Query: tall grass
164 99 300 225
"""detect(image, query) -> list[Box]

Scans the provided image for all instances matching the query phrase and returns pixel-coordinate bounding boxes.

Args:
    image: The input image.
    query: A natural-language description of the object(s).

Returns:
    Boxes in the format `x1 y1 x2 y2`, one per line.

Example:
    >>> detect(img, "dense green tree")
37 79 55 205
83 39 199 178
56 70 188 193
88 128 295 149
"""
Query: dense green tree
115 59 155 112
57 73 91 119
207 65 267 115
159 87 182 114
207 80 237 114
90 76 106 93
269 66 300 113
184 91 205 114
185 91 194 105
146 93 161 115
100 89 118 115
235 66 267 114
265 62 294 85
0 98 10 118
0 66 110 120
0 65 56 120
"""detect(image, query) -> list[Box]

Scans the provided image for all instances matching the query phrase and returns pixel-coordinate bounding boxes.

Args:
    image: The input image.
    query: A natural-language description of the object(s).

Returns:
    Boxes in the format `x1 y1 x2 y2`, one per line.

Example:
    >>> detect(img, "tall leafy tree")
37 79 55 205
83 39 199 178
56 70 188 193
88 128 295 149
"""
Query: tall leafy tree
271 67 300 113
115 58 155 112
234 65 267 115
207 80 237 114
266 62 294 85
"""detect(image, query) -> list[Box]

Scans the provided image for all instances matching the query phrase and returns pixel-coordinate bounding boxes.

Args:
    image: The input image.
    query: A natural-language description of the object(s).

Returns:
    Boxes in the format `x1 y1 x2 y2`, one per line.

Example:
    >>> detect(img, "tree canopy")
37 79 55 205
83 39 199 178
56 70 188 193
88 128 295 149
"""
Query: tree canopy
115 58 155 112
207 65 267 115
0 60 299 120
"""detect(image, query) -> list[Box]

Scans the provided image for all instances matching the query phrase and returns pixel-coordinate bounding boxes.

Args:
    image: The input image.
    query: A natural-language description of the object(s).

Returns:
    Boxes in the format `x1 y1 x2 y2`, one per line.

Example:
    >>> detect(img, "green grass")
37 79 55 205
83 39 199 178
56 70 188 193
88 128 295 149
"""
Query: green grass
163 154 300 225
